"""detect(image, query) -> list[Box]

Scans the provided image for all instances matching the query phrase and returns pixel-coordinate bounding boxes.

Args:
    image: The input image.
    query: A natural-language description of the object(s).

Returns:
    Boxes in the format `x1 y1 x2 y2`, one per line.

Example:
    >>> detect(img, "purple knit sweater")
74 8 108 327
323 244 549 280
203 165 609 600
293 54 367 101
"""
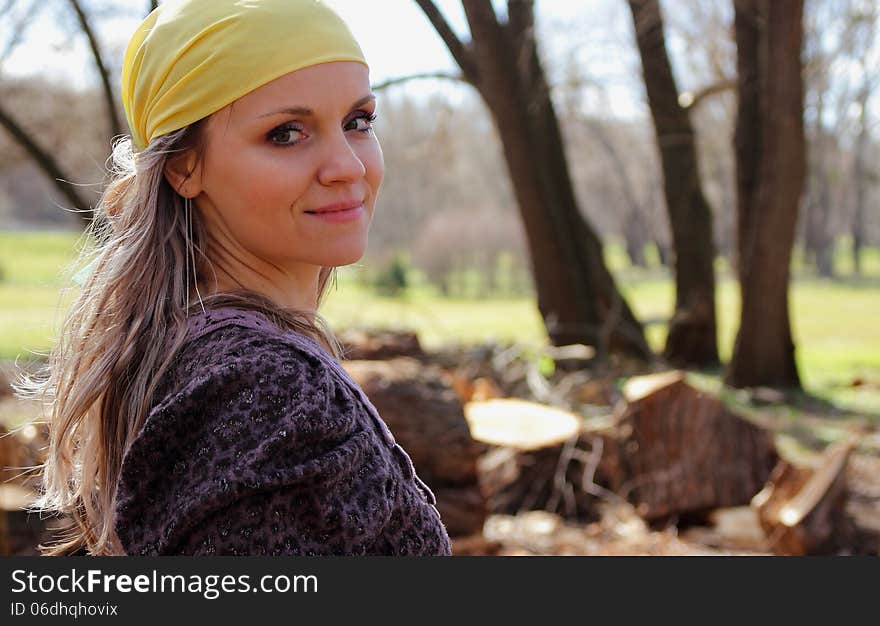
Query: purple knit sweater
113 306 452 556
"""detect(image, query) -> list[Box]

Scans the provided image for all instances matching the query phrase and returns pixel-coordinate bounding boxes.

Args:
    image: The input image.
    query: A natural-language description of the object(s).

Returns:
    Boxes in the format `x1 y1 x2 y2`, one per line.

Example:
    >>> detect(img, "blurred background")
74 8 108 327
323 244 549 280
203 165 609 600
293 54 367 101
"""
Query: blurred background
0 0 878 556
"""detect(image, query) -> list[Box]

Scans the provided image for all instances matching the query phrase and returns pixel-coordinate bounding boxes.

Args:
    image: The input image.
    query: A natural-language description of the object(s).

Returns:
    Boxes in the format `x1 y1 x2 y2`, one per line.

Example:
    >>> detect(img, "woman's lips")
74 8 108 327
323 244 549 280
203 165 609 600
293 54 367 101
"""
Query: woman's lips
305 204 364 223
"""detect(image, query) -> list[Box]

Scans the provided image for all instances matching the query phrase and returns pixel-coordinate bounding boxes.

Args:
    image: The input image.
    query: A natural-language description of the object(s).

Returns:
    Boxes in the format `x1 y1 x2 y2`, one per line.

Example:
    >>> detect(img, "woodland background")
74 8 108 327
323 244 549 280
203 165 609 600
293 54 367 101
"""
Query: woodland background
0 0 878 556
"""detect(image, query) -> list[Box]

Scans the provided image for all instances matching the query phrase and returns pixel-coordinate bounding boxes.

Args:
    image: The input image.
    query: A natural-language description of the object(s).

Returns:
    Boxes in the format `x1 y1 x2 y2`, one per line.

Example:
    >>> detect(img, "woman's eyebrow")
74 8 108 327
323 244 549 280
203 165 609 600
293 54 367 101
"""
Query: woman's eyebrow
258 94 376 119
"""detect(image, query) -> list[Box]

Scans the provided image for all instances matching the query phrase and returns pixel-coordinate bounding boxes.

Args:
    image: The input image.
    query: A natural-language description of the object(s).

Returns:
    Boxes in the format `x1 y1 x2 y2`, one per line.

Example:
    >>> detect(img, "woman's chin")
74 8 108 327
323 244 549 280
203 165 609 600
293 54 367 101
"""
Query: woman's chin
315 245 367 268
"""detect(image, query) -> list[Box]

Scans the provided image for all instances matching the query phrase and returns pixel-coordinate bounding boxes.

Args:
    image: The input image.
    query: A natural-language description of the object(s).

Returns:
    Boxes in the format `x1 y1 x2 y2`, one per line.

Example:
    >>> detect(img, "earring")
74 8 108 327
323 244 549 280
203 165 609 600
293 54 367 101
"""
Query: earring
183 196 206 314
183 196 191 309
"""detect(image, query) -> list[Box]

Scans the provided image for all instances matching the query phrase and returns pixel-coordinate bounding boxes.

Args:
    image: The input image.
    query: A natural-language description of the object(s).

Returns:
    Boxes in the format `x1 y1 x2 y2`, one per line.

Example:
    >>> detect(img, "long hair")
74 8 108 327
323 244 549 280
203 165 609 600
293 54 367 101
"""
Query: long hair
13 123 345 556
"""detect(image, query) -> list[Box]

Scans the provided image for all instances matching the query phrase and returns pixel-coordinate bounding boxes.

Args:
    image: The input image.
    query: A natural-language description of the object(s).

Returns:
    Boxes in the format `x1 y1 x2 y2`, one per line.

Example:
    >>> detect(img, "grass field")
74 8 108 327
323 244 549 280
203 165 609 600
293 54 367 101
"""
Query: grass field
1 229 878 415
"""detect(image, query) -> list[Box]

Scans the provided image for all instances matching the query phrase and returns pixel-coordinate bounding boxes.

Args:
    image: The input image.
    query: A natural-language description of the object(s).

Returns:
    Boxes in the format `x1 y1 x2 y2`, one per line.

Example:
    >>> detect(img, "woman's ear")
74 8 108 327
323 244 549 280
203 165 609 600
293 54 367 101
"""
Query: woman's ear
163 148 202 198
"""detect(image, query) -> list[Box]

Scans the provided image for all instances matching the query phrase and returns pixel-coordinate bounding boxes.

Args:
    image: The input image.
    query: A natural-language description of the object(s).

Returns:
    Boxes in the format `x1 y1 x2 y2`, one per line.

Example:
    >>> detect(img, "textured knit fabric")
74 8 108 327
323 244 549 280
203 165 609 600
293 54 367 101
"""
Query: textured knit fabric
113 306 452 556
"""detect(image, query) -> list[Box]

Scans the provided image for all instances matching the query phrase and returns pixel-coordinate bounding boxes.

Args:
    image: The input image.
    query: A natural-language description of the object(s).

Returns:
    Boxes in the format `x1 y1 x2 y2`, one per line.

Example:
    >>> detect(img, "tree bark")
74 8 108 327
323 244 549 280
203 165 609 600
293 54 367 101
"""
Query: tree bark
0 0 124 226
628 0 720 368
0 100 93 224
602 372 779 521
68 0 123 140
415 0 651 358
726 0 806 389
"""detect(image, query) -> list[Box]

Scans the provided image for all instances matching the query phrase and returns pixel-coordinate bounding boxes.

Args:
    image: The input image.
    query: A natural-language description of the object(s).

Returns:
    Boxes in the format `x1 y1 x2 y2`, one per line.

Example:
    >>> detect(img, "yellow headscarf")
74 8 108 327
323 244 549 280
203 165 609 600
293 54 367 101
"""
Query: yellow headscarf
121 0 368 150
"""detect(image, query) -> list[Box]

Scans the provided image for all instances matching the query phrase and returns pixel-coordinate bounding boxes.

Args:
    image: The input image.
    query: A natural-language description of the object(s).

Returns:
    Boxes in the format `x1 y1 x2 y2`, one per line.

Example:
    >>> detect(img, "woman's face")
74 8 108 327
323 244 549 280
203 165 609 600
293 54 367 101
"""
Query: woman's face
185 61 383 279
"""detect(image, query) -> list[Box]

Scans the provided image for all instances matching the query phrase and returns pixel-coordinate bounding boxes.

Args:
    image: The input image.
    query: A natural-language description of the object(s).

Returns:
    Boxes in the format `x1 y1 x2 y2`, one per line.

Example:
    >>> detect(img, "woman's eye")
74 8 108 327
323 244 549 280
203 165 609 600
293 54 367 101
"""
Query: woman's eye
346 112 377 133
268 124 304 146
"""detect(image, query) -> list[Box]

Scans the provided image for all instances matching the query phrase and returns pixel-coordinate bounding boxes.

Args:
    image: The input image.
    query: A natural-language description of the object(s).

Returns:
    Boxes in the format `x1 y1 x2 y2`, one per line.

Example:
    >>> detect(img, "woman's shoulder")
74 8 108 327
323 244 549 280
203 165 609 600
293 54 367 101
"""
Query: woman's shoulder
114 308 365 555
114 306 450 556
136 307 351 461
182 305 329 370
149 306 329 403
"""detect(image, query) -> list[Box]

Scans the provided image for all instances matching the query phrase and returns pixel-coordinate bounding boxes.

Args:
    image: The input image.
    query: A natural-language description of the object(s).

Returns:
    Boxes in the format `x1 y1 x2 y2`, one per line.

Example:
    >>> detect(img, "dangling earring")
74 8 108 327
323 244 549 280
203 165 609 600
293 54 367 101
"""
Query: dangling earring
184 196 206 314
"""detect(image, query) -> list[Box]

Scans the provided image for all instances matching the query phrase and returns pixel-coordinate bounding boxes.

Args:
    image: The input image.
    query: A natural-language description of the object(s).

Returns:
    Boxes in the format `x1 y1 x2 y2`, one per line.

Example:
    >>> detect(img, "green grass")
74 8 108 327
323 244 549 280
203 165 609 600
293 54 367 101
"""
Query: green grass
0 231 89 360
1 229 878 415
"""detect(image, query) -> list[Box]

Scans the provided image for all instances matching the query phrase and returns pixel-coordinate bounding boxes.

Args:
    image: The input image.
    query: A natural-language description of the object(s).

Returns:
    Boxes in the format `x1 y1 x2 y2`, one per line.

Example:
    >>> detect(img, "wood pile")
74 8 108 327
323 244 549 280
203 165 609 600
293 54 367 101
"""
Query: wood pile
338 330 868 554
751 437 856 555
338 328 425 361
0 421 45 556
598 371 779 521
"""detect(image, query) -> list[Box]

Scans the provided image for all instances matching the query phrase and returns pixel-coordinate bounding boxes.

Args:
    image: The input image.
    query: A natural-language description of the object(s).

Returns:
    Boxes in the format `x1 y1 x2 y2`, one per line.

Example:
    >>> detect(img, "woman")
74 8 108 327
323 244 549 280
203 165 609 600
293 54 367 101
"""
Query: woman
16 0 452 556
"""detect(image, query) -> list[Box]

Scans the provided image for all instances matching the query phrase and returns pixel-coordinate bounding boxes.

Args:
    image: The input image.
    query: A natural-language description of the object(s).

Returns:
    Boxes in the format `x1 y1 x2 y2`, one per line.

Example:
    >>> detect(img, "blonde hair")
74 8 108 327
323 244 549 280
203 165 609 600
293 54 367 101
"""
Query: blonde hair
14 123 345 556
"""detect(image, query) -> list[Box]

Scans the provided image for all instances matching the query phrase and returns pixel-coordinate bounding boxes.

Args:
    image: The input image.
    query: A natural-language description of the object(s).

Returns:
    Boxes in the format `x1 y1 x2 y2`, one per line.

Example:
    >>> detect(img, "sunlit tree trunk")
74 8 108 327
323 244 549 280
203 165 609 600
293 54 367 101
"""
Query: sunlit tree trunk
726 0 806 389
416 0 651 358
628 0 720 368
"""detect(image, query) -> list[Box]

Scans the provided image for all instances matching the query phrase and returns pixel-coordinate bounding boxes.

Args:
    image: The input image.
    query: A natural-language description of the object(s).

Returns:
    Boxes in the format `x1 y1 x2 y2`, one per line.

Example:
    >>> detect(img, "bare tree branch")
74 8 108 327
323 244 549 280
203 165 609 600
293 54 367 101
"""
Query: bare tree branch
413 0 479 84
372 71 465 92
506 0 533 50
681 78 736 111
67 0 122 140
0 100 92 221
0 0 41 66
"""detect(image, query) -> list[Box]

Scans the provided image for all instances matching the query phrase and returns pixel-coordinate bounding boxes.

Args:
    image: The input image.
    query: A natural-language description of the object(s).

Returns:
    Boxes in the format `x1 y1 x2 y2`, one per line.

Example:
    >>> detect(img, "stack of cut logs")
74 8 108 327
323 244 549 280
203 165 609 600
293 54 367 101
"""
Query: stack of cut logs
339 330 862 556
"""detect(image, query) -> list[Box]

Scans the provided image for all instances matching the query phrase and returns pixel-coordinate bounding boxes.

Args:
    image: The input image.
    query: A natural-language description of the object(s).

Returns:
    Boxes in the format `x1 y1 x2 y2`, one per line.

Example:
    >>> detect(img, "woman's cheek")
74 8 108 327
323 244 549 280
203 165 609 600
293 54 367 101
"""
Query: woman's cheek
364 140 385 191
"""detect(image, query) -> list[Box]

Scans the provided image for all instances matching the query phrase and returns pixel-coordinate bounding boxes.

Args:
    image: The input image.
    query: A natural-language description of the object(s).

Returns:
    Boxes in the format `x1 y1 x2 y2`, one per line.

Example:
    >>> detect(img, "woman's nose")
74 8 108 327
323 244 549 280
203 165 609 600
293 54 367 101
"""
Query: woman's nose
317 130 366 185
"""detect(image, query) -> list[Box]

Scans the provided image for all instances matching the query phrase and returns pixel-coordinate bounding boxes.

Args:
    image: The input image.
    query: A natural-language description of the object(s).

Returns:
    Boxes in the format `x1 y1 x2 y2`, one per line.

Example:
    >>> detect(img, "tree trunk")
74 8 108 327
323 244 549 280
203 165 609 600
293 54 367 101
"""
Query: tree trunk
417 0 651 359
628 0 720 368
0 101 93 225
68 0 123 140
726 0 805 389
853 85 870 277
804 93 834 277
0 0 125 227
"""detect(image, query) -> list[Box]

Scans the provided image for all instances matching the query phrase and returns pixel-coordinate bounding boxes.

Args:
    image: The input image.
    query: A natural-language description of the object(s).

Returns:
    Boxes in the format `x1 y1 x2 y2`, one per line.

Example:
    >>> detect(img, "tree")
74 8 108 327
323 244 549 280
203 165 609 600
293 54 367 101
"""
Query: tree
628 0 720 368
848 3 879 276
0 0 138 225
415 0 651 359
726 0 806 388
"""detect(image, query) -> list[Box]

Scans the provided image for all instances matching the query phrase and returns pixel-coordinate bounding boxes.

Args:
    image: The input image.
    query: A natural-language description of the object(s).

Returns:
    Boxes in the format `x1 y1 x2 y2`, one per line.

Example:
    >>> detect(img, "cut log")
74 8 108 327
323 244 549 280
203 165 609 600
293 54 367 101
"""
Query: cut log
432 485 489 537
544 343 596 373
601 372 778 521
464 398 615 521
342 357 487 536
464 373 779 526
0 421 45 489
751 437 855 555
464 398 580 450
338 328 425 361
1 424 37 557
